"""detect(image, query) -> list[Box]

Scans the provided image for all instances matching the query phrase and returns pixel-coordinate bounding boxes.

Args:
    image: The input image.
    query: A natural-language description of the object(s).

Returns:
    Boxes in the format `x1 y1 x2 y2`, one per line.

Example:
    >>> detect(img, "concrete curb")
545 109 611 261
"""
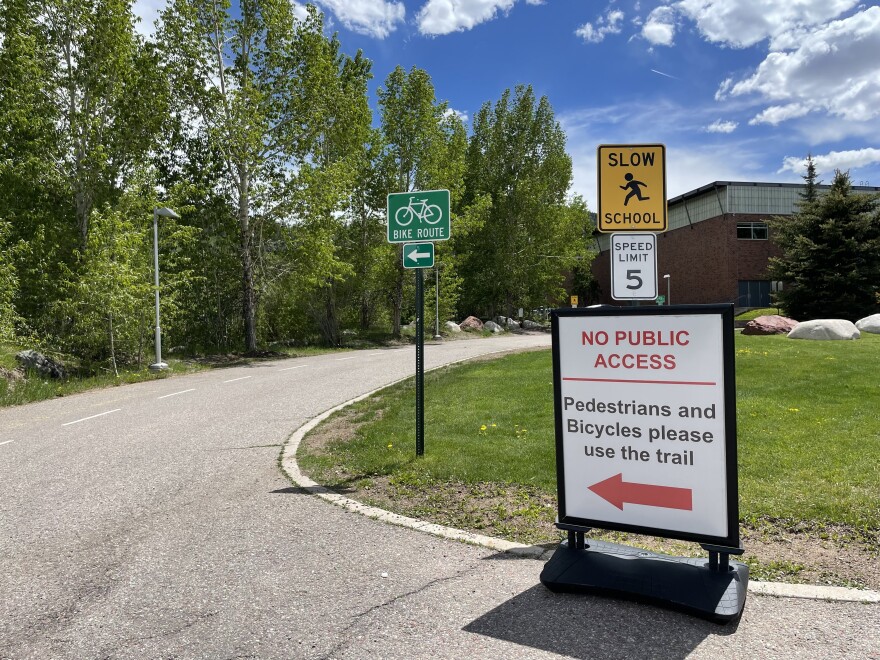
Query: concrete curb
279 370 880 606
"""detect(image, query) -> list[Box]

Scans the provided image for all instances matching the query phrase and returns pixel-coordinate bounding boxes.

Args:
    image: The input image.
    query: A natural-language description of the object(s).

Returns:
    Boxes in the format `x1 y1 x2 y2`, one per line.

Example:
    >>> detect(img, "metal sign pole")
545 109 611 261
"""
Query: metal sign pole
415 268 425 456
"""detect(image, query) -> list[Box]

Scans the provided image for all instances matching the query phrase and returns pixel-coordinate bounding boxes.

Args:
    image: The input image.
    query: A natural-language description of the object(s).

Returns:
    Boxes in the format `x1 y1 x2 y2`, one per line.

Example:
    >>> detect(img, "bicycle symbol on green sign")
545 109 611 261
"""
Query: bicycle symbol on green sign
395 196 443 226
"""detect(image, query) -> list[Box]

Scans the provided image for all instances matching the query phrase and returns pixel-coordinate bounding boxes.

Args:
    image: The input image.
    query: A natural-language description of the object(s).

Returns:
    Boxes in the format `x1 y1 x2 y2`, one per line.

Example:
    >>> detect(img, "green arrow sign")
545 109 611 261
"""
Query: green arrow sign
402 242 435 269
387 189 450 244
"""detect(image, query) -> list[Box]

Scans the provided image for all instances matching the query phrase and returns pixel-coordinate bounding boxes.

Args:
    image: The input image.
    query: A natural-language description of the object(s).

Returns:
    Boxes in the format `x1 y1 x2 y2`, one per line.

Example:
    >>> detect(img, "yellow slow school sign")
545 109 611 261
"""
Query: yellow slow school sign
597 144 667 232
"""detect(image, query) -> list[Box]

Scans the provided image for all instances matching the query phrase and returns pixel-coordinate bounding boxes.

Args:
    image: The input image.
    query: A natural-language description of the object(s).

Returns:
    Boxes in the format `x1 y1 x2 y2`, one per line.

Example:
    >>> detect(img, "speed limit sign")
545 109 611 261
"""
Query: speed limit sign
610 232 658 300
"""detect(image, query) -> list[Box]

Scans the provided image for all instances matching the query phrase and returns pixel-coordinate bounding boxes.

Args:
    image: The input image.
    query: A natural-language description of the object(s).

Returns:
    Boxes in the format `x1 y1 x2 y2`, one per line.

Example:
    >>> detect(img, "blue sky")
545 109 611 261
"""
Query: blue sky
135 0 880 210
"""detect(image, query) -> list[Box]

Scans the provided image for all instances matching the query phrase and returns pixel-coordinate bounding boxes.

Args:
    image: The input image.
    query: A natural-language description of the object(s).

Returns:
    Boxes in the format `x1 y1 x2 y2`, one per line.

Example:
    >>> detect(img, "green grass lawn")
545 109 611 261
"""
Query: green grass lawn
735 307 782 321
299 333 880 532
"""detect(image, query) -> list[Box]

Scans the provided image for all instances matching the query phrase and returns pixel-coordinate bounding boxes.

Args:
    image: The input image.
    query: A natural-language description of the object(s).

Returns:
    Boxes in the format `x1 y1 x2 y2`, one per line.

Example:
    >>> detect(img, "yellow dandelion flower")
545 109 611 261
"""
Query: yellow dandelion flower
480 424 487 431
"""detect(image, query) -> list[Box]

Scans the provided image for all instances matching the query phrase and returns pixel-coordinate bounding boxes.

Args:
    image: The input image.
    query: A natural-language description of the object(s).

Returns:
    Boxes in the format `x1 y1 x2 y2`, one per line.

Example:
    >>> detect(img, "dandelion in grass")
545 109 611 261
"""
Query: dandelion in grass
479 424 487 436
788 408 800 413
387 443 393 449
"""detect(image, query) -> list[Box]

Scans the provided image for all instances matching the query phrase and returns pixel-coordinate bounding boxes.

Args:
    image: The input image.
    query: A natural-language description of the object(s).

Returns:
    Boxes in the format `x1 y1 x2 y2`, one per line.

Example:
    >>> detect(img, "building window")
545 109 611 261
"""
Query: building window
737 221 768 240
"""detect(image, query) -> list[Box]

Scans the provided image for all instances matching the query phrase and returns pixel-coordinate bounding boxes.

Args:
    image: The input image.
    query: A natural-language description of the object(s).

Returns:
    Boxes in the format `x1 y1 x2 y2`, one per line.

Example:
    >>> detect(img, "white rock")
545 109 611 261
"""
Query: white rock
855 313 880 334
484 321 503 333
444 321 461 333
787 319 860 340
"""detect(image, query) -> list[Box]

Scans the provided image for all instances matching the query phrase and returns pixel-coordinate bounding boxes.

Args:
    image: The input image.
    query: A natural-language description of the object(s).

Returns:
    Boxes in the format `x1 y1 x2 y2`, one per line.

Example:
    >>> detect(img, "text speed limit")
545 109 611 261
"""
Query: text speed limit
611 233 658 301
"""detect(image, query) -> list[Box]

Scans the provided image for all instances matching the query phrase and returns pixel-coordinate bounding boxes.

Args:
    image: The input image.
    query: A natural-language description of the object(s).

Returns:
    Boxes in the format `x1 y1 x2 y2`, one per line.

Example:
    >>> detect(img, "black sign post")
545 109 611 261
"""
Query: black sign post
540 304 747 623
415 268 425 456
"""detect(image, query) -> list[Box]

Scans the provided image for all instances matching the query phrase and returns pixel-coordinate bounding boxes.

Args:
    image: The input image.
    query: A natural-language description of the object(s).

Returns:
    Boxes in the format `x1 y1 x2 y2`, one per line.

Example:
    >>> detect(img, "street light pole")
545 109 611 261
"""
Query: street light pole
150 207 181 371
663 274 671 305
433 264 442 340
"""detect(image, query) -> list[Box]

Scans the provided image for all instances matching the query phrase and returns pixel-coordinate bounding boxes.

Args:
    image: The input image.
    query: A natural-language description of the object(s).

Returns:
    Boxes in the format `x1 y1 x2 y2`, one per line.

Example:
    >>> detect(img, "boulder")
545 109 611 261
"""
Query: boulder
742 315 799 336
460 316 484 331
787 319 860 341
484 321 503 333
855 313 880 334
15 349 67 379
0 366 24 384
444 321 461 333
522 319 543 330
496 316 520 330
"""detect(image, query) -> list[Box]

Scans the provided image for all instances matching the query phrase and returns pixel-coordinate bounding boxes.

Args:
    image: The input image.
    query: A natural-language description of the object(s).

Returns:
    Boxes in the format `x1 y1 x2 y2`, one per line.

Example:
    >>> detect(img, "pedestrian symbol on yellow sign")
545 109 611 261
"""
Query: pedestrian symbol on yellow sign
620 173 649 206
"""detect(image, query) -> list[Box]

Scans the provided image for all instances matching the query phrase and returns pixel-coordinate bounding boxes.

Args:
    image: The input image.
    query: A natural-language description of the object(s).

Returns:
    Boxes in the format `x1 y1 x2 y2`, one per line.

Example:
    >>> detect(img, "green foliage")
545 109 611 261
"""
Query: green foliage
2 2 592 358
53 179 199 369
456 87 594 318
376 66 468 336
769 169 880 320
0 221 21 342
159 1 373 350
56 205 152 367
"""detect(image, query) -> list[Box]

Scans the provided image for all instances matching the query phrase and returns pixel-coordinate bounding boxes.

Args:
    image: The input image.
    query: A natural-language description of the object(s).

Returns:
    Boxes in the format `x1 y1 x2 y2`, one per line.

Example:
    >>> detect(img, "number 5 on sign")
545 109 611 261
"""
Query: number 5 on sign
611 232 658 300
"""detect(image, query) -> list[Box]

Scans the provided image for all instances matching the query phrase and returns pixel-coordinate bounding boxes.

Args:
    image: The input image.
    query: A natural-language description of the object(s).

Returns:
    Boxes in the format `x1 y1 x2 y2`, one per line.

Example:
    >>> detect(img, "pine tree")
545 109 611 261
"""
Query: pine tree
769 169 880 320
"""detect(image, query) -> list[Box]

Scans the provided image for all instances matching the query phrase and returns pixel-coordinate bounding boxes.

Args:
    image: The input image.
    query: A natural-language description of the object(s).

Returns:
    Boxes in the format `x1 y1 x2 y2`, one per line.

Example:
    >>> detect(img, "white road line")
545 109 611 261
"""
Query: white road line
62 409 122 427
158 388 196 400
0 440 13 446
223 376 252 383
336 357 356 361
279 366 308 372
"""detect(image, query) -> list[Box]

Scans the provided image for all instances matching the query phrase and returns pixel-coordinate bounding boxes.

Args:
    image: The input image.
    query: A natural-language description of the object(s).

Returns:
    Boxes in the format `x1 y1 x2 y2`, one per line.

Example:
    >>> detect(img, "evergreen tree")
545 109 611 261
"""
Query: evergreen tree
769 169 880 320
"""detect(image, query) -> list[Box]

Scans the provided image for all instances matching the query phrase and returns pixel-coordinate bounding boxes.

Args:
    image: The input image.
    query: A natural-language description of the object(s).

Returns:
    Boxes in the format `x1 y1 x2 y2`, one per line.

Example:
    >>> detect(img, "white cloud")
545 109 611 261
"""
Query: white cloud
318 0 405 38
293 4 311 22
706 119 738 133
676 0 858 48
748 103 812 126
727 7 880 124
778 148 880 176
641 5 676 46
558 102 778 206
444 107 470 123
417 0 516 35
132 0 166 37
576 9 625 44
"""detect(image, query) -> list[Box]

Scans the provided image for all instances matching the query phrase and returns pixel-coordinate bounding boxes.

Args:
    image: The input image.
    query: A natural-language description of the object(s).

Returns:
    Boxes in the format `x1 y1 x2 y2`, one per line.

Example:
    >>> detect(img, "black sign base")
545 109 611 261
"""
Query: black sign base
540 538 748 624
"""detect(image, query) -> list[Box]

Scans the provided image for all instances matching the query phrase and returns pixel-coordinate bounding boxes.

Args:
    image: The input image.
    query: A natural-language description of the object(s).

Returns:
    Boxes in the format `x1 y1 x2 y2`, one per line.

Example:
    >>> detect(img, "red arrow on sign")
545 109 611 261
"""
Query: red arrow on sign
588 473 693 511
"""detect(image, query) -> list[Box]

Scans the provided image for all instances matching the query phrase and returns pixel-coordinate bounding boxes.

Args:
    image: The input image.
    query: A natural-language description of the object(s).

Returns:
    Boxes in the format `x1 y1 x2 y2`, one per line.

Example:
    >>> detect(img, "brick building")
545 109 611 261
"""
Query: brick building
590 180 880 308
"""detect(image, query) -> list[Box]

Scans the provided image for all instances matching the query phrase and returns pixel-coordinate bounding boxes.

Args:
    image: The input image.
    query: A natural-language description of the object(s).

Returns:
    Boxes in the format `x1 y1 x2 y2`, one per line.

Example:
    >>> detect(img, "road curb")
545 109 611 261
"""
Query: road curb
279 364 880 606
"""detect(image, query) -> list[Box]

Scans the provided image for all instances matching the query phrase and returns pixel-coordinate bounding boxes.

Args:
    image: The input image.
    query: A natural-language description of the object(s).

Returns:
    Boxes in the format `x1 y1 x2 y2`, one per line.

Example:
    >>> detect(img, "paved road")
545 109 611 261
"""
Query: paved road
1 334 877 659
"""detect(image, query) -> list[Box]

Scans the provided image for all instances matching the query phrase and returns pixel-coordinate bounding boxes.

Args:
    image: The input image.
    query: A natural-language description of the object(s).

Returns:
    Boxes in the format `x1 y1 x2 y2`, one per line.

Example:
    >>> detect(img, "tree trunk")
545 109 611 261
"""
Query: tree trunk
319 283 339 346
108 312 118 377
238 167 257 354
74 178 92 253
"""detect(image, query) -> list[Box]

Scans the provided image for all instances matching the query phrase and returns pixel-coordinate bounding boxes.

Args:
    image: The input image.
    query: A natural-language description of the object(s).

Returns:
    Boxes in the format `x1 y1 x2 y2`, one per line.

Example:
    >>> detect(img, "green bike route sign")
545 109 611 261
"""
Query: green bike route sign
387 189 450 244
402 242 435 269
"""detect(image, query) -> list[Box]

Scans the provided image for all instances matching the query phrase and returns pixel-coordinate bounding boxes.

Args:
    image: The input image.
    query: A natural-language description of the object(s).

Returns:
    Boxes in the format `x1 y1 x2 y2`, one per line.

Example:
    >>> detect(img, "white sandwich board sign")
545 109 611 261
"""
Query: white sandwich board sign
550 305 739 547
